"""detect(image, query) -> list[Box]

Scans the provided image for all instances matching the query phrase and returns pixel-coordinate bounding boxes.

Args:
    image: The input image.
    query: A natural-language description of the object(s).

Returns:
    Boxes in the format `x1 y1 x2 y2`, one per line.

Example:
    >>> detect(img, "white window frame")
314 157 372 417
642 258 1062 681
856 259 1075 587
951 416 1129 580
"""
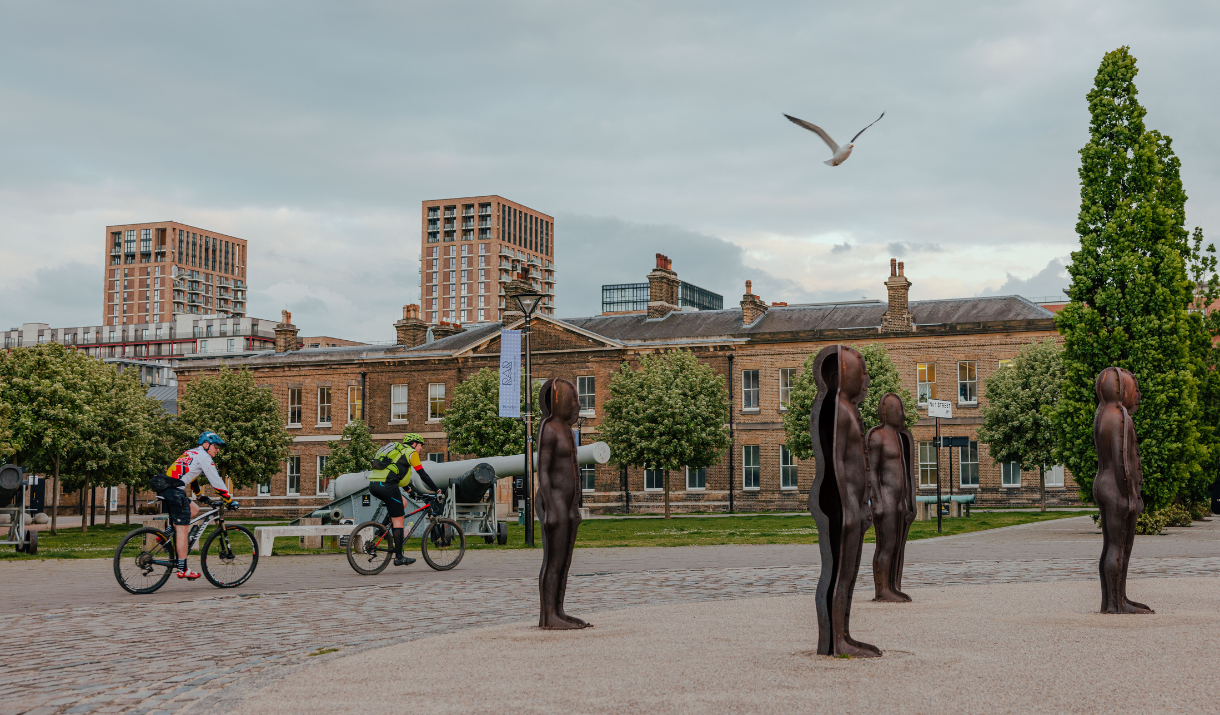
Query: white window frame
685 466 706 491
779 368 796 411
287 387 302 427
390 384 409 422
917 363 935 405
958 361 977 405
258 478 271 496
959 441 979 487
644 466 665 492
741 370 760 412
1002 461 1022 488
317 387 332 426
577 375 596 417
286 456 301 496
316 455 329 495
918 441 938 488
428 383 446 421
427 452 444 463
580 464 596 493
1044 464 1065 488
780 445 798 490
742 446 760 490
998 359 1014 369
347 385 362 424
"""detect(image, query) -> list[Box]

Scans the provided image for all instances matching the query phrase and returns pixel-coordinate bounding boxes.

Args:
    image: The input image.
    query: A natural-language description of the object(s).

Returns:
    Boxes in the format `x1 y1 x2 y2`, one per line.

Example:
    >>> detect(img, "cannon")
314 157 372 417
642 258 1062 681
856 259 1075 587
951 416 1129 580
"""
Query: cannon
319 442 612 543
0 465 39 555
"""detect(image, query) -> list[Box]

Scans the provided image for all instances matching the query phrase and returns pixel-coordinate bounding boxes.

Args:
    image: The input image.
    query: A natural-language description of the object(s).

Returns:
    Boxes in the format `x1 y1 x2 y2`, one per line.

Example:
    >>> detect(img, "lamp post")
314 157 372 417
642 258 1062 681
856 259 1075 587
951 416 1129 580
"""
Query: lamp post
513 289 545 547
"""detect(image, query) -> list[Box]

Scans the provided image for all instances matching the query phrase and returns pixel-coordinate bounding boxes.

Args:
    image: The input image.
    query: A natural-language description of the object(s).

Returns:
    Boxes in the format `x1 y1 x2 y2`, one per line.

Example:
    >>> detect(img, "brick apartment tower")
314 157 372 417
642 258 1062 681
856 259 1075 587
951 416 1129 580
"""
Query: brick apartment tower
419 196 555 326
103 222 249 326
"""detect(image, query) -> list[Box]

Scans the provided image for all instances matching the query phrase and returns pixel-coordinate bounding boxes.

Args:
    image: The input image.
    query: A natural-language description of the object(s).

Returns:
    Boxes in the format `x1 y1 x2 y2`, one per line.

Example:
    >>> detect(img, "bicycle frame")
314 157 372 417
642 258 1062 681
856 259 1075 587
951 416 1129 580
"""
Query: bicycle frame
367 500 437 552
146 502 226 566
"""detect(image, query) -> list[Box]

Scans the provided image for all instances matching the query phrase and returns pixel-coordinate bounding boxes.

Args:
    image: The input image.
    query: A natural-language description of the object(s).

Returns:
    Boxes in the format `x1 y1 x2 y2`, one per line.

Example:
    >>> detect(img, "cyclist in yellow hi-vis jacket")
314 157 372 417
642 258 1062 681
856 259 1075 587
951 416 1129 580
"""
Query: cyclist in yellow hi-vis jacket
368 434 440 566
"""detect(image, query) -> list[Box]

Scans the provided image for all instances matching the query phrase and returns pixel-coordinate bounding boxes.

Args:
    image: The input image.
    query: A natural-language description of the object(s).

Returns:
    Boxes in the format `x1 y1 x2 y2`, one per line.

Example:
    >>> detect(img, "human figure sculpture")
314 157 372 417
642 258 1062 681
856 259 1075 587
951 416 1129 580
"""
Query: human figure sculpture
535 378 591 630
1093 367 1154 615
866 392 916 603
809 344 881 657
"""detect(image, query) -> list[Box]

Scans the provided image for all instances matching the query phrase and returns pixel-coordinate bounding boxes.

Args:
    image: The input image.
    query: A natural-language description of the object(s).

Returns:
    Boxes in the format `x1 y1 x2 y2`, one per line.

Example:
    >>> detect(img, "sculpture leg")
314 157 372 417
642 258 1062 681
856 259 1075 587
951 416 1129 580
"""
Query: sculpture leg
539 504 585 630
1097 508 1126 613
554 505 589 627
893 515 913 600
1119 507 1152 614
833 519 881 657
871 513 905 602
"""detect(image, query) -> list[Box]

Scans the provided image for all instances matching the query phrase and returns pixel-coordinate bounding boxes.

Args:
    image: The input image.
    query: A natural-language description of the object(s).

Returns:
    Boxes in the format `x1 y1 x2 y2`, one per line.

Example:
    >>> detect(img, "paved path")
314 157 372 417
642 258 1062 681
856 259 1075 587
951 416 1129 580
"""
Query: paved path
1 516 1216 714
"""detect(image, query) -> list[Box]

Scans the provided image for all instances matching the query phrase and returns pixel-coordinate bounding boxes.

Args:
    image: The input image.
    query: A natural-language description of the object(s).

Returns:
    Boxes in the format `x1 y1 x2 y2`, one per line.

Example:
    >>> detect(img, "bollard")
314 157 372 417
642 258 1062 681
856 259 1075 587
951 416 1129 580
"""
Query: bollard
299 518 322 549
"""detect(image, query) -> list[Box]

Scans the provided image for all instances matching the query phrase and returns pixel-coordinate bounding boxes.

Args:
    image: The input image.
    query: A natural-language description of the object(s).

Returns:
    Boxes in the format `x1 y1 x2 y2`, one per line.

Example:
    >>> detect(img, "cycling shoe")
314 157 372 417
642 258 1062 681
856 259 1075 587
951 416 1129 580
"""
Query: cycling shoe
176 568 203 580
393 556 416 566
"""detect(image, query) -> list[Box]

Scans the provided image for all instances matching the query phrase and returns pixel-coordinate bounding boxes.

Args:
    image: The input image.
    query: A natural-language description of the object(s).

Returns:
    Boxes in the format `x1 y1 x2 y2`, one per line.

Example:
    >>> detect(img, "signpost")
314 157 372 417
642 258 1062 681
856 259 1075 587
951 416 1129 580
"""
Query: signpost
926 400 952 533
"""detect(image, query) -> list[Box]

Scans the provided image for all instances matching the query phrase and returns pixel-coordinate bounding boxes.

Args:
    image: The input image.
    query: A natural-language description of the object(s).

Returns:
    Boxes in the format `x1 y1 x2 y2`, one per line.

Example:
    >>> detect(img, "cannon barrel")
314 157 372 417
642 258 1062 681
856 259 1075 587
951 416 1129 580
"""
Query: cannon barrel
308 507 344 522
0 465 23 509
328 441 612 501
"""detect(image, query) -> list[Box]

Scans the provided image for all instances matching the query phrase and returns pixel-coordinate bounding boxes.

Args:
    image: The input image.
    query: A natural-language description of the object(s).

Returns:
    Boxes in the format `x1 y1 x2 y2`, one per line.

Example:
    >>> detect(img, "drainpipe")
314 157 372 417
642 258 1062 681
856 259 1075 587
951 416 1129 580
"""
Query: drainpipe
360 371 367 424
728 352 735 514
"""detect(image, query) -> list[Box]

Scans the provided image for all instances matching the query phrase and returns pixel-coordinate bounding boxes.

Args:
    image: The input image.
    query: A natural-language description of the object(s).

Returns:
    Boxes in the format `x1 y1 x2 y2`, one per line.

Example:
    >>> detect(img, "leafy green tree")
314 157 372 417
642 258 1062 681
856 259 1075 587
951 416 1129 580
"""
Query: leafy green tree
782 343 918 462
601 350 730 518
978 339 1064 511
1185 228 1220 508
0 343 99 534
321 419 380 478
174 365 292 489
442 367 540 458
0 400 15 462
1055 47 1201 510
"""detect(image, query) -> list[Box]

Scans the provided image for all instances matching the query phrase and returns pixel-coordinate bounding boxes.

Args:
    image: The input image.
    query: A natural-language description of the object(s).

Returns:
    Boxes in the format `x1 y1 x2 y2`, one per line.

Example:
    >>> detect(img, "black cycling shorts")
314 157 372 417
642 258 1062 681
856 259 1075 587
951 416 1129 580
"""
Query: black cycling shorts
369 482 405 518
159 488 192 526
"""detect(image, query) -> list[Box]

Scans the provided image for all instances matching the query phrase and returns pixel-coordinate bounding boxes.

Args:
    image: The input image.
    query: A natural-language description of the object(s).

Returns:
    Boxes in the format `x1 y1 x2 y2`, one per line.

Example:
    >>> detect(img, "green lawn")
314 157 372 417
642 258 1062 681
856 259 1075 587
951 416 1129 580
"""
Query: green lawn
2 511 1095 559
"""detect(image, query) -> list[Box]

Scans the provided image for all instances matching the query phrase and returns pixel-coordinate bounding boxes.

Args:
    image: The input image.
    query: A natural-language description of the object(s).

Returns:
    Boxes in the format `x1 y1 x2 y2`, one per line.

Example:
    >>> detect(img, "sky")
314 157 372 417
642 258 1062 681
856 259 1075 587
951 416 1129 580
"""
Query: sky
1 1 1217 342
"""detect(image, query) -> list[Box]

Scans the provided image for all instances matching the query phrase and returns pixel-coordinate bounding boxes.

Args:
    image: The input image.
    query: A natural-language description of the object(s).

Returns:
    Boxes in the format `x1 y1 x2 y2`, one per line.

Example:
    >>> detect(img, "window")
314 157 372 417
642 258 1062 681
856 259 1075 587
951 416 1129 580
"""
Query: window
428 383 446 420
287 388 302 426
998 359 1014 369
1045 464 1065 488
779 368 796 410
577 376 595 415
686 467 706 490
918 441 938 488
317 456 329 494
1002 460 1021 487
580 464 596 492
742 370 760 411
917 363 935 404
960 441 979 487
644 467 665 491
348 385 363 423
743 446 760 489
258 477 270 496
226 338 235 352
287 456 301 495
391 384 409 421
318 387 332 425
427 452 444 463
958 361 977 404
781 446 798 490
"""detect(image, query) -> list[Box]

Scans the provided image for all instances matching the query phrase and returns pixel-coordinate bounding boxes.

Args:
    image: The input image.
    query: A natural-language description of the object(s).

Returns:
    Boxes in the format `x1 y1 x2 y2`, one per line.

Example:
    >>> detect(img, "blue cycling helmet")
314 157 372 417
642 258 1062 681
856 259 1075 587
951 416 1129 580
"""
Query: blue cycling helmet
199 431 227 447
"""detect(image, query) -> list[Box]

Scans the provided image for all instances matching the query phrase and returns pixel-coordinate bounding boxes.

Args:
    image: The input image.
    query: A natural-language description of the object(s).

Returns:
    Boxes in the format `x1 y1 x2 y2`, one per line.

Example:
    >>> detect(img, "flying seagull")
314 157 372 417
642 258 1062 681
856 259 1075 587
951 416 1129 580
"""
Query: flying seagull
784 112 885 166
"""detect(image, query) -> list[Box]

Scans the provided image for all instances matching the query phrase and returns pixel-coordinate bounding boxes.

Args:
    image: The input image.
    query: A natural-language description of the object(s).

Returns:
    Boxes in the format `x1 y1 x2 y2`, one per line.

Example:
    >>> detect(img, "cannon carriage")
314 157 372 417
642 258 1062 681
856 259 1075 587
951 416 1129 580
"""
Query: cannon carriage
0 465 39 555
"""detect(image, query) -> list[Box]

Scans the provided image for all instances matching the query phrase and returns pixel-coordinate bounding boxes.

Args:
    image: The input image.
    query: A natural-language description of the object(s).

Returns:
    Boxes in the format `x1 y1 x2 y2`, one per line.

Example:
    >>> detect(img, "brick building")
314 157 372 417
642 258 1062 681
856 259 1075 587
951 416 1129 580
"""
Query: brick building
104 221 249 326
174 256 1074 517
419 196 555 326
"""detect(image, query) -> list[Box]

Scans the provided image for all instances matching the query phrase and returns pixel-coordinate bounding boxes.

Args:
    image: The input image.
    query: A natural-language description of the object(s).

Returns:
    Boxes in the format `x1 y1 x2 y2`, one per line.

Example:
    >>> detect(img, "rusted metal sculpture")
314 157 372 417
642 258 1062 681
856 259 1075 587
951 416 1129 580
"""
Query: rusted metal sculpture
1093 367 1154 614
866 392 916 603
535 378 591 629
809 344 881 657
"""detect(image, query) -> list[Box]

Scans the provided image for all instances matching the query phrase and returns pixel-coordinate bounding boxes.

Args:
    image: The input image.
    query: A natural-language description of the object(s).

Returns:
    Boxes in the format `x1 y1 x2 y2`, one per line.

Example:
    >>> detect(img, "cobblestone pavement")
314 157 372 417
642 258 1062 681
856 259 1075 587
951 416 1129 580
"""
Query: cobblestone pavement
2 517 1217 715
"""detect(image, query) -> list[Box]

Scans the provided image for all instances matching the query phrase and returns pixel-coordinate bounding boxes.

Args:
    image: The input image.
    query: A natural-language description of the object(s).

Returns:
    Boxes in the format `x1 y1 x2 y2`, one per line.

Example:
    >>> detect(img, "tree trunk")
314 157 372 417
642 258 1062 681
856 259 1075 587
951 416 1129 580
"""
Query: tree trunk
1039 465 1046 513
50 461 60 536
90 483 97 527
104 485 112 527
125 483 131 525
81 481 89 534
663 468 671 519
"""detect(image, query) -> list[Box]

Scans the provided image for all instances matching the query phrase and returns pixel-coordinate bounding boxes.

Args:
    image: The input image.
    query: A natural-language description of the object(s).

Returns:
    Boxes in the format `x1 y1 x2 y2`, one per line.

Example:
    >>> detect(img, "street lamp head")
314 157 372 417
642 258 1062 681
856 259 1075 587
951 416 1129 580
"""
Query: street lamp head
512 290 545 318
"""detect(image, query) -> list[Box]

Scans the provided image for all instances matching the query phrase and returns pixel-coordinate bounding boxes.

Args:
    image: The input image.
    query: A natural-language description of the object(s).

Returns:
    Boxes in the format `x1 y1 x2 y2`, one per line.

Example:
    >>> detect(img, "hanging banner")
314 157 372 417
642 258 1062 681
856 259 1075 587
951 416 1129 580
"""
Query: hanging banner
499 329 522 418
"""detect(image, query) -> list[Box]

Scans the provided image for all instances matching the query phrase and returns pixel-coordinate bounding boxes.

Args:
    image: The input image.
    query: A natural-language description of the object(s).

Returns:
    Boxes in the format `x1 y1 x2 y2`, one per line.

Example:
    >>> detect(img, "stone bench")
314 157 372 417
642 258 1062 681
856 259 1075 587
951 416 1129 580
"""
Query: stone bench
253 525 354 555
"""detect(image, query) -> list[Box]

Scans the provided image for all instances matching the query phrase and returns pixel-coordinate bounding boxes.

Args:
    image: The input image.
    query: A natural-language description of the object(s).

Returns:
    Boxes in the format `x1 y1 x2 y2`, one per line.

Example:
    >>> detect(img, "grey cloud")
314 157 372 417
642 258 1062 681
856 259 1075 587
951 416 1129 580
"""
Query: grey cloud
0 263 100 328
831 241 852 254
981 258 1070 300
886 242 943 257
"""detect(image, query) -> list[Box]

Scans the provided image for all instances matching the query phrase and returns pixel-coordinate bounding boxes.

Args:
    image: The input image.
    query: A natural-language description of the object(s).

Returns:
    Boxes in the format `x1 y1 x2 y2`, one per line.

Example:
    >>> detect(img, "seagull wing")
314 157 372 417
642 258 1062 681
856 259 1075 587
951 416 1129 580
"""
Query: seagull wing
849 112 885 143
784 114 839 154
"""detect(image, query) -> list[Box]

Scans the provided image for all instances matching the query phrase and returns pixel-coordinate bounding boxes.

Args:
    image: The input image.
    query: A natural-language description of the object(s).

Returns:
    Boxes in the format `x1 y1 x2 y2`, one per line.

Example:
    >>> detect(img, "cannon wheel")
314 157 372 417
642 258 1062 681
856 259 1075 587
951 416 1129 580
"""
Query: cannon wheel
23 529 37 556
497 521 508 545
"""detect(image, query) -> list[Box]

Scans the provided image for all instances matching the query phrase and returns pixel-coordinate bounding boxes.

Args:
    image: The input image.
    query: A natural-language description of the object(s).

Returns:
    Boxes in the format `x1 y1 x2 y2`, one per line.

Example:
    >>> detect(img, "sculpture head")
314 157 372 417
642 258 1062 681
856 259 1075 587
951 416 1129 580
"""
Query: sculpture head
838 346 869 404
539 377 579 426
878 392 906 429
1095 367 1140 414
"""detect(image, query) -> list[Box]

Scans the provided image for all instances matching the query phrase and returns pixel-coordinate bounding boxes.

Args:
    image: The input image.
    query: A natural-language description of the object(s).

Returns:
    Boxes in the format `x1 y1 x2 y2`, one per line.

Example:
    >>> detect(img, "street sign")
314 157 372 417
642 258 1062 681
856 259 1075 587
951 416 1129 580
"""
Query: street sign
927 399 952 418
935 436 971 448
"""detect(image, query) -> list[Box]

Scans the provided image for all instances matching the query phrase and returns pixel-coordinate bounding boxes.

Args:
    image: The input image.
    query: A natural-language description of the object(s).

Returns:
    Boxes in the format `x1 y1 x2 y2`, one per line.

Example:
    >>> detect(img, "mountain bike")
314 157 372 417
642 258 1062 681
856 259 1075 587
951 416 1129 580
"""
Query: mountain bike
346 493 465 575
113 495 258 594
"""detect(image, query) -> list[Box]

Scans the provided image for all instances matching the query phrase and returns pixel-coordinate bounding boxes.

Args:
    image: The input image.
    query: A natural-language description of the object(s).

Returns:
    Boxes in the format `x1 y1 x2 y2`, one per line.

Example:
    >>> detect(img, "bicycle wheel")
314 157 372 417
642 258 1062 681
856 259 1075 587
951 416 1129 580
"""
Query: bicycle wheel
346 521 393 575
421 517 465 571
201 525 259 588
114 527 175 594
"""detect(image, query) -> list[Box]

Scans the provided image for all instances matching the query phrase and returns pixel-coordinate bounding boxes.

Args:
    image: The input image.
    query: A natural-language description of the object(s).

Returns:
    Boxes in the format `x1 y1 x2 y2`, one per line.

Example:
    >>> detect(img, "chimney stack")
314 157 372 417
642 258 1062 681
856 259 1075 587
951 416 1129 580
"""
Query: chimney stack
394 304 428 347
881 258 915 332
431 321 466 341
647 253 680 319
740 280 769 325
274 309 301 353
502 278 535 326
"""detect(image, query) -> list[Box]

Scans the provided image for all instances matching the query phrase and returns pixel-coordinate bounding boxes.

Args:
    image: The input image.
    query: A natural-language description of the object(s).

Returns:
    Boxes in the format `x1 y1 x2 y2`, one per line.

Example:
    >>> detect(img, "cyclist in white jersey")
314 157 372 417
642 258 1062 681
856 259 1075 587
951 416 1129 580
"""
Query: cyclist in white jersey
157 431 232 579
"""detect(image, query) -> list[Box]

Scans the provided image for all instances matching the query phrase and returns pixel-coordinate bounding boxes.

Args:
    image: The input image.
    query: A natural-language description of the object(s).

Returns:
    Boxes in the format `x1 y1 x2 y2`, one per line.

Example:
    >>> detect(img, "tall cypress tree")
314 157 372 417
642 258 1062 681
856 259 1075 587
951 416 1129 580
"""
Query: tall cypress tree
1055 47 1201 510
